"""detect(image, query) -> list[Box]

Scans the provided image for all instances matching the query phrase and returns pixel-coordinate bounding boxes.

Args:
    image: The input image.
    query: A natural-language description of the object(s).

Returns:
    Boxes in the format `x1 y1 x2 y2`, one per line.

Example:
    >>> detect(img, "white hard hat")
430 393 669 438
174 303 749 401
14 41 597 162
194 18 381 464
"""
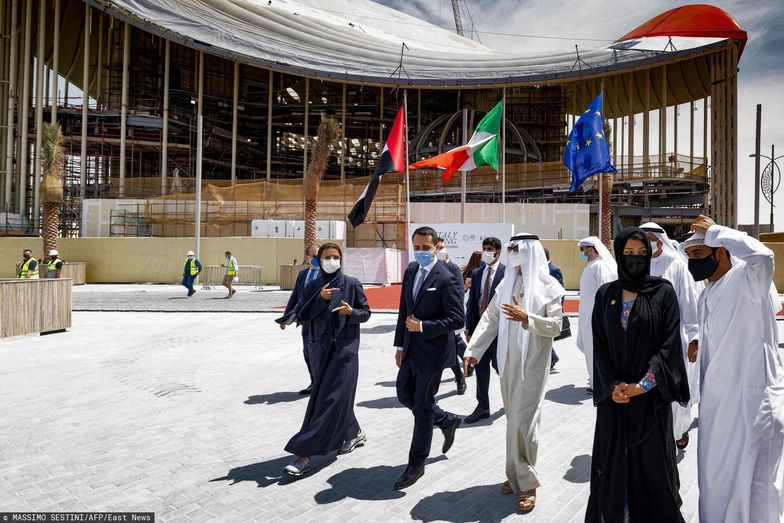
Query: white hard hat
49 249 58 256
187 250 195 256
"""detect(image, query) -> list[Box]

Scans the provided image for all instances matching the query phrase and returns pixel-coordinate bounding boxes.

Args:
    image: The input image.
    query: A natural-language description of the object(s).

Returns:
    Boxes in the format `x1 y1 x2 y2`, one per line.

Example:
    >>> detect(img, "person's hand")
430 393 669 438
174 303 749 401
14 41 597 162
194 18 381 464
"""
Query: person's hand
463 356 477 377
320 283 339 300
395 350 403 368
464 278 471 290
611 383 630 404
332 300 353 315
406 315 422 332
691 215 716 235
688 341 698 363
619 382 645 399
501 295 528 323
279 323 286 330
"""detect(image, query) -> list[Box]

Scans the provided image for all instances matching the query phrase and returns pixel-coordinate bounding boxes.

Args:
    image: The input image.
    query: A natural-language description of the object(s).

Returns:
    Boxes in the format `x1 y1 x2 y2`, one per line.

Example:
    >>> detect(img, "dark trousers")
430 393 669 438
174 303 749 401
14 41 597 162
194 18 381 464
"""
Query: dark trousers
181 275 195 293
396 359 456 467
475 345 498 411
450 334 467 380
301 326 314 382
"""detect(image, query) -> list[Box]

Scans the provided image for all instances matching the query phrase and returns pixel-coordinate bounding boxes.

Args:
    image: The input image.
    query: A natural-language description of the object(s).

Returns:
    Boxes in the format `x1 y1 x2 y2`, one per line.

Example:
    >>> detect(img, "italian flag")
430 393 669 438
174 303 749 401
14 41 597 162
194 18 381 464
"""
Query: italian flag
409 100 502 182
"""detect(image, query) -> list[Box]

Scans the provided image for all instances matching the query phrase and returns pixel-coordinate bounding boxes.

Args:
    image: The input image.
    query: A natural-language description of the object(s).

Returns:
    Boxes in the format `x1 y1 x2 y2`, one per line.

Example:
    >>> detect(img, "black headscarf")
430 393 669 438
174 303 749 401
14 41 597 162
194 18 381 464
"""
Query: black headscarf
613 226 668 294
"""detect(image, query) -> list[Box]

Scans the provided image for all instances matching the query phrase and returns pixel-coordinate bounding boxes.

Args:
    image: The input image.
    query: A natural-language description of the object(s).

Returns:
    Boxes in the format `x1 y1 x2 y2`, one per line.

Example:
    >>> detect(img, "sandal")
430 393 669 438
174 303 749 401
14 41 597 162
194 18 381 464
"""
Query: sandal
500 481 513 495
676 433 689 449
518 489 536 513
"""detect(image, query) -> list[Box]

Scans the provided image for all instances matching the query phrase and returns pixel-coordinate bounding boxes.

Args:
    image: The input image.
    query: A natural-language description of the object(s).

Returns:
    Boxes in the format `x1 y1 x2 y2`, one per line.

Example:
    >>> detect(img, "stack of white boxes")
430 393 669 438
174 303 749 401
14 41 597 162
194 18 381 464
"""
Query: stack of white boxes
251 219 345 240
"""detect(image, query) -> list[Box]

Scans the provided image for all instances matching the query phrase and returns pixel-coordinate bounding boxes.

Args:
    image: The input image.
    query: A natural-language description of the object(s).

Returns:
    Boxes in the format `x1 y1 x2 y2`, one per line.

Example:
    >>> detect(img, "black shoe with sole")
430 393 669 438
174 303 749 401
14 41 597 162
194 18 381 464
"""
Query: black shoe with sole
456 375 467 395
393 464 425 490
464 408 491 424
441 417 461 454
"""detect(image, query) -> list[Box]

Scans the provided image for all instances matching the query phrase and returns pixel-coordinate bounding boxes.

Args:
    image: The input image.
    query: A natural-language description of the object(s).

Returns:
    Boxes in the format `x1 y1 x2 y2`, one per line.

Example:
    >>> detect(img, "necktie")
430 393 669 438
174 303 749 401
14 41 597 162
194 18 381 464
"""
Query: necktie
479 267 492 314
413 267 427 299
305 268 317 284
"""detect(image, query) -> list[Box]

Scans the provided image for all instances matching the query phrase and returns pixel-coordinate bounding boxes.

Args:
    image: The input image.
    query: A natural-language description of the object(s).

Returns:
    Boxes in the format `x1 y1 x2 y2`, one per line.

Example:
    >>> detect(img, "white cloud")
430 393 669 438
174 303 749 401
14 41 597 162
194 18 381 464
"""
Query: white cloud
375 0 784 228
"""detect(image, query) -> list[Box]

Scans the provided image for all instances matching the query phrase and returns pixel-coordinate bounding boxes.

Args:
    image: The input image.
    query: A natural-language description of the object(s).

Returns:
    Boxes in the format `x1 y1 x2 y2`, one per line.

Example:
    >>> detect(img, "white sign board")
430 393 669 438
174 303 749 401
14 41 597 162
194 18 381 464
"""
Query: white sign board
431 223 515 268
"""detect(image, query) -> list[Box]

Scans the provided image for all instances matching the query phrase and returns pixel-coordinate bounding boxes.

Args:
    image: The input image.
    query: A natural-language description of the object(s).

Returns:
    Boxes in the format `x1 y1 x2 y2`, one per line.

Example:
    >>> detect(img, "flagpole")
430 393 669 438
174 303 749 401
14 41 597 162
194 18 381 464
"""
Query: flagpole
404 90 412 263
501 88 507 224
461 107 468 224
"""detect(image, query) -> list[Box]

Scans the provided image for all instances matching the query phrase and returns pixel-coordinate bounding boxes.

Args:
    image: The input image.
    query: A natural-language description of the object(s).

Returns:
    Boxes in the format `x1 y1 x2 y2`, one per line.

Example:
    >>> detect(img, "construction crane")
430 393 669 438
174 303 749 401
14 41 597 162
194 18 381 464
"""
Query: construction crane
451 0 464 36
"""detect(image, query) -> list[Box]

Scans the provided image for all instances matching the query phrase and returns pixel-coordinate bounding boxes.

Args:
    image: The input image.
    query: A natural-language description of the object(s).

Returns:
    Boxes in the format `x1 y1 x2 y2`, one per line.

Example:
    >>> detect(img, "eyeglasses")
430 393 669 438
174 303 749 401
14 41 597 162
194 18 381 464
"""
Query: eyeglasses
507 244 520 253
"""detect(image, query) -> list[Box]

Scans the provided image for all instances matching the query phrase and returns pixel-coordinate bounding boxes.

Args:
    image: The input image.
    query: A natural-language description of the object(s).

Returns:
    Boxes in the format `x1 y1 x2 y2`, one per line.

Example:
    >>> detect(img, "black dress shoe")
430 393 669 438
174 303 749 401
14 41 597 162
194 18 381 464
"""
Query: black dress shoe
464 408 491 424
456 375 467 395
393 464 424 490
299 384 312 395
441 417 461 454
466 365 475 378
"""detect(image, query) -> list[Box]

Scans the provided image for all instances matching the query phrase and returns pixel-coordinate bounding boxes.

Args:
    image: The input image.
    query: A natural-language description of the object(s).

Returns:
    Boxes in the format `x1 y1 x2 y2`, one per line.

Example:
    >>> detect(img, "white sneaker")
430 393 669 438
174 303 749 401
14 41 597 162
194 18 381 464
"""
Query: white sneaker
284 456 311 476
338 430 366 455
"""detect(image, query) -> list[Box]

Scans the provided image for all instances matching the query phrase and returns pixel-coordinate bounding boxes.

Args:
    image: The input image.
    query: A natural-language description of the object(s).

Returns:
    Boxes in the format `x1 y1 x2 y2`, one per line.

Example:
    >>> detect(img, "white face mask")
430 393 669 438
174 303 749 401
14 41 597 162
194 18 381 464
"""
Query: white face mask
321 259 341 274
436 249 448 261
507 250 521 268
481 251 496 265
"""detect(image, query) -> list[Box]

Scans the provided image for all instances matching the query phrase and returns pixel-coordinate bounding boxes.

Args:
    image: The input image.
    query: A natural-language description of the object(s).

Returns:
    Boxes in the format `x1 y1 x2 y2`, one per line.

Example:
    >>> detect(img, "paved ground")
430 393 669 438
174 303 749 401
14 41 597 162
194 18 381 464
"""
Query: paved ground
6 295 771 522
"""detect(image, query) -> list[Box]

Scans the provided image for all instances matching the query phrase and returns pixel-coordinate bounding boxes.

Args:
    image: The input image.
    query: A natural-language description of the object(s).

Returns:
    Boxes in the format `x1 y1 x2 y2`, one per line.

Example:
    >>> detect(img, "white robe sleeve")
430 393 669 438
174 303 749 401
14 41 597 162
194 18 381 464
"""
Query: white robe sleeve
704 224 774 301
524 297 563 338
673 262 701 343
465 288 501 364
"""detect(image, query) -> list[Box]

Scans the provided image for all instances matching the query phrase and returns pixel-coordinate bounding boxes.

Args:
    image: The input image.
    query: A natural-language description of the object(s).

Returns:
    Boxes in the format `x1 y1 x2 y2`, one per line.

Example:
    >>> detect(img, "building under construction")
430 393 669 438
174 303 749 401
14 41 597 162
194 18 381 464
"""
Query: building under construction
0 0 746 243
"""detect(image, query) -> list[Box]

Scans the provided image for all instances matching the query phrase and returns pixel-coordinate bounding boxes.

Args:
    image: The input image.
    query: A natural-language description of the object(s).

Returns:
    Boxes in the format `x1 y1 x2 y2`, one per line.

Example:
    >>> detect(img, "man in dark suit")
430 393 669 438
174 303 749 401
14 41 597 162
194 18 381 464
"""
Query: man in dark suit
279 244 320 395
393 226 464 490
544 247 568 371
435 236 468 395
464 236 505 423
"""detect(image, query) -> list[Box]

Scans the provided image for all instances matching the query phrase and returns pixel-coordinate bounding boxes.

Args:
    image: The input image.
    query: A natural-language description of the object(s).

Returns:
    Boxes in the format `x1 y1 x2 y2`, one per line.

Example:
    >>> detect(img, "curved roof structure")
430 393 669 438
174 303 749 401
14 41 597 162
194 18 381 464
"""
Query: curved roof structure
89 0 746 87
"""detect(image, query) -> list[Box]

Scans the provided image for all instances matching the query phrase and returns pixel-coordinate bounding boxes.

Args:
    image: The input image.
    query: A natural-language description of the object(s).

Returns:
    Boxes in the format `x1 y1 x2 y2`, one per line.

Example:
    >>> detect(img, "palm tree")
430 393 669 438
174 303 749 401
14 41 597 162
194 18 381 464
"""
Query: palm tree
601 121 614 250
40 123 65 254
302 116 340 256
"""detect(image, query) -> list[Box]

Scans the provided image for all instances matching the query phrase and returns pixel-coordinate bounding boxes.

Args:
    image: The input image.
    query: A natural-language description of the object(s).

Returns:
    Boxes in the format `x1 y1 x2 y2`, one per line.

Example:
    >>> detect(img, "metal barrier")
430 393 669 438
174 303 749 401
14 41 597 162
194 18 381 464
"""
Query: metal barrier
200 265 263 290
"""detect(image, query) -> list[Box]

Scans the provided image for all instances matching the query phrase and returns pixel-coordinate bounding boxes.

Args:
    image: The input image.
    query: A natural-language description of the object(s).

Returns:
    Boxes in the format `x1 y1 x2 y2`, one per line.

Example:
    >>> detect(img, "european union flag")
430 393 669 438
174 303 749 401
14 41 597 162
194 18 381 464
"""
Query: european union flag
564 93 616 192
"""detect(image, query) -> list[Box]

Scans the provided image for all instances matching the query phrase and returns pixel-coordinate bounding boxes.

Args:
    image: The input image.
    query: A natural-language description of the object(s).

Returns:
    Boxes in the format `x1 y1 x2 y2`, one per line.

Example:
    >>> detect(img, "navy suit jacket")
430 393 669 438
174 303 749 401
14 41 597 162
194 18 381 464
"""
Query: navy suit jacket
548 262 564 287
394 261 465 372
465 263 505 336
279 266 317 326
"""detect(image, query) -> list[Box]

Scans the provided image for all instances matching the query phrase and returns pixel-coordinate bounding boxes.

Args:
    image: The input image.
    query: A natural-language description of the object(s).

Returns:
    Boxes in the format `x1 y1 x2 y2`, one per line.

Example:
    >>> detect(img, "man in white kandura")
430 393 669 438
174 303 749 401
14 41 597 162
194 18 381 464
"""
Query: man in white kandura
641 221 702 449
576 236 616 394
684 215 784 523
464 233 564 514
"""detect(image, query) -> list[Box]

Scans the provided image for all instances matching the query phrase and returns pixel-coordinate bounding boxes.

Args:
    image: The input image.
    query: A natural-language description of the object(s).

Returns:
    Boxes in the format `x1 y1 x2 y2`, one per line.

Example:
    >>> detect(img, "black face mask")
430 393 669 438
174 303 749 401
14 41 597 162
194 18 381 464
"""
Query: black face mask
688 250 719 281
623 255 647 277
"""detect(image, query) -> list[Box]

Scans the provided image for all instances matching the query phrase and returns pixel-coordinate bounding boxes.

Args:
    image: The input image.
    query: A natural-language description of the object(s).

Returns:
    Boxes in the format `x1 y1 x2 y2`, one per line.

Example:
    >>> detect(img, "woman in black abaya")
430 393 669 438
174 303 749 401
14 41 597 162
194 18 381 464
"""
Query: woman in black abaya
283 243 371 477
585 227 690 523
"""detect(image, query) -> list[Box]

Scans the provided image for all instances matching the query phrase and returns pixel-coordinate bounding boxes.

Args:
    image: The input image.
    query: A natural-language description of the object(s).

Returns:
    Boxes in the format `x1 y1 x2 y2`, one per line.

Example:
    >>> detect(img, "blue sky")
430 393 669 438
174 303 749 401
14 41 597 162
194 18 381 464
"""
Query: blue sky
375 0 784 228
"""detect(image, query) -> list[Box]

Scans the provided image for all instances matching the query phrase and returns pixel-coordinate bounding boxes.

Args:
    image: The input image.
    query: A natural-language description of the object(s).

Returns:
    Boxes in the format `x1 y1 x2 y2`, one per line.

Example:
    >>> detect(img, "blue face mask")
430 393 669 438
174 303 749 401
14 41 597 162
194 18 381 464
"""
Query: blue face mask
579 251 588 262
414 250 434 267
310 257 319 268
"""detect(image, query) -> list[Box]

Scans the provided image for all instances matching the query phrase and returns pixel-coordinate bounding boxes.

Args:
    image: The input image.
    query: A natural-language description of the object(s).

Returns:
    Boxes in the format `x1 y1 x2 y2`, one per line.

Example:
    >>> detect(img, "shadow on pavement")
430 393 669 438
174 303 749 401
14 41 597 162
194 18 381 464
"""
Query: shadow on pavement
315 456 447 504
545 384 590 405
167 296 189 300
459 408 505 429
210 454 337 488
563 454 591 483
410 483 516 522
374 377 455 388
361 324 397 335
245 392 305 405
358 391 456 410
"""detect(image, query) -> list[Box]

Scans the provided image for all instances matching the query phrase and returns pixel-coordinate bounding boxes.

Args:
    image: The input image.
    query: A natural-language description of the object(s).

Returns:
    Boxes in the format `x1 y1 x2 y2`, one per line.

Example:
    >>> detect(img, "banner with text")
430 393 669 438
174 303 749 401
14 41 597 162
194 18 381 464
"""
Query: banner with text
432 223 515 268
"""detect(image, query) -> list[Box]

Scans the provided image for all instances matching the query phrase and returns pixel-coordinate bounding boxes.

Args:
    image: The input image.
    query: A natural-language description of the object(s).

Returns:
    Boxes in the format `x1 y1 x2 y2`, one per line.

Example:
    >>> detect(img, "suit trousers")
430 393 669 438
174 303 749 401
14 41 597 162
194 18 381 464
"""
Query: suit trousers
475 345 498 411
396 358 456 467
450 334 467 380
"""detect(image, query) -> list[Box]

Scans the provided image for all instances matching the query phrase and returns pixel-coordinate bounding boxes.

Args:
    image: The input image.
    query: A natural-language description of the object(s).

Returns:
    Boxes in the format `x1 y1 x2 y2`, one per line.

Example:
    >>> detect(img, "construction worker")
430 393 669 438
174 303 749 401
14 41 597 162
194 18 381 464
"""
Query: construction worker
182 250 202 297
222 251 238 298
16 249 39 279
47 250 64 279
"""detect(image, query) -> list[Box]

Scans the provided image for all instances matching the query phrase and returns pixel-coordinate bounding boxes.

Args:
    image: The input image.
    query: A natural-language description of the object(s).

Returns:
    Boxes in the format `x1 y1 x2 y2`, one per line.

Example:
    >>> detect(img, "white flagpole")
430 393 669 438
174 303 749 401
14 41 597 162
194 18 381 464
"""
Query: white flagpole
598 83 605 243
404 90 412 263
461 108 468 223
501 89 507 224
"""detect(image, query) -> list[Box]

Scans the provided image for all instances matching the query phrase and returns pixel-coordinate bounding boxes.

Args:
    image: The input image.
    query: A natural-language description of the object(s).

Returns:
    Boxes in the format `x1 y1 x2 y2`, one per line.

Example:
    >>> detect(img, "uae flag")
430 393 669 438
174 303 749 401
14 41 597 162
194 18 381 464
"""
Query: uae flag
409 100 502 182
348 105 407 227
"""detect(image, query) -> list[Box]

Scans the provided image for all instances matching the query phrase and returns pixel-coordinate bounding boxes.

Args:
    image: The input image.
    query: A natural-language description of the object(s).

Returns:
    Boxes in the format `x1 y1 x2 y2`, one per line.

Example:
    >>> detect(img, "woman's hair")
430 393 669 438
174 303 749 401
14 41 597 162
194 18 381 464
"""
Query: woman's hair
462 251 483 279
623 230 650 252
318 242 343 259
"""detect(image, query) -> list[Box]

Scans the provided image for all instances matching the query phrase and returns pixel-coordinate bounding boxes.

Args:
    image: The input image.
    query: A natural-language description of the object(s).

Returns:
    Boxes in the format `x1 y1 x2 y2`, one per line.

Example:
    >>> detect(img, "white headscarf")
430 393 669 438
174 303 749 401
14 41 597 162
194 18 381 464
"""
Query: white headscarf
681 228 780 315
496 233 565 379
577 236 617 272
640 222 682 274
